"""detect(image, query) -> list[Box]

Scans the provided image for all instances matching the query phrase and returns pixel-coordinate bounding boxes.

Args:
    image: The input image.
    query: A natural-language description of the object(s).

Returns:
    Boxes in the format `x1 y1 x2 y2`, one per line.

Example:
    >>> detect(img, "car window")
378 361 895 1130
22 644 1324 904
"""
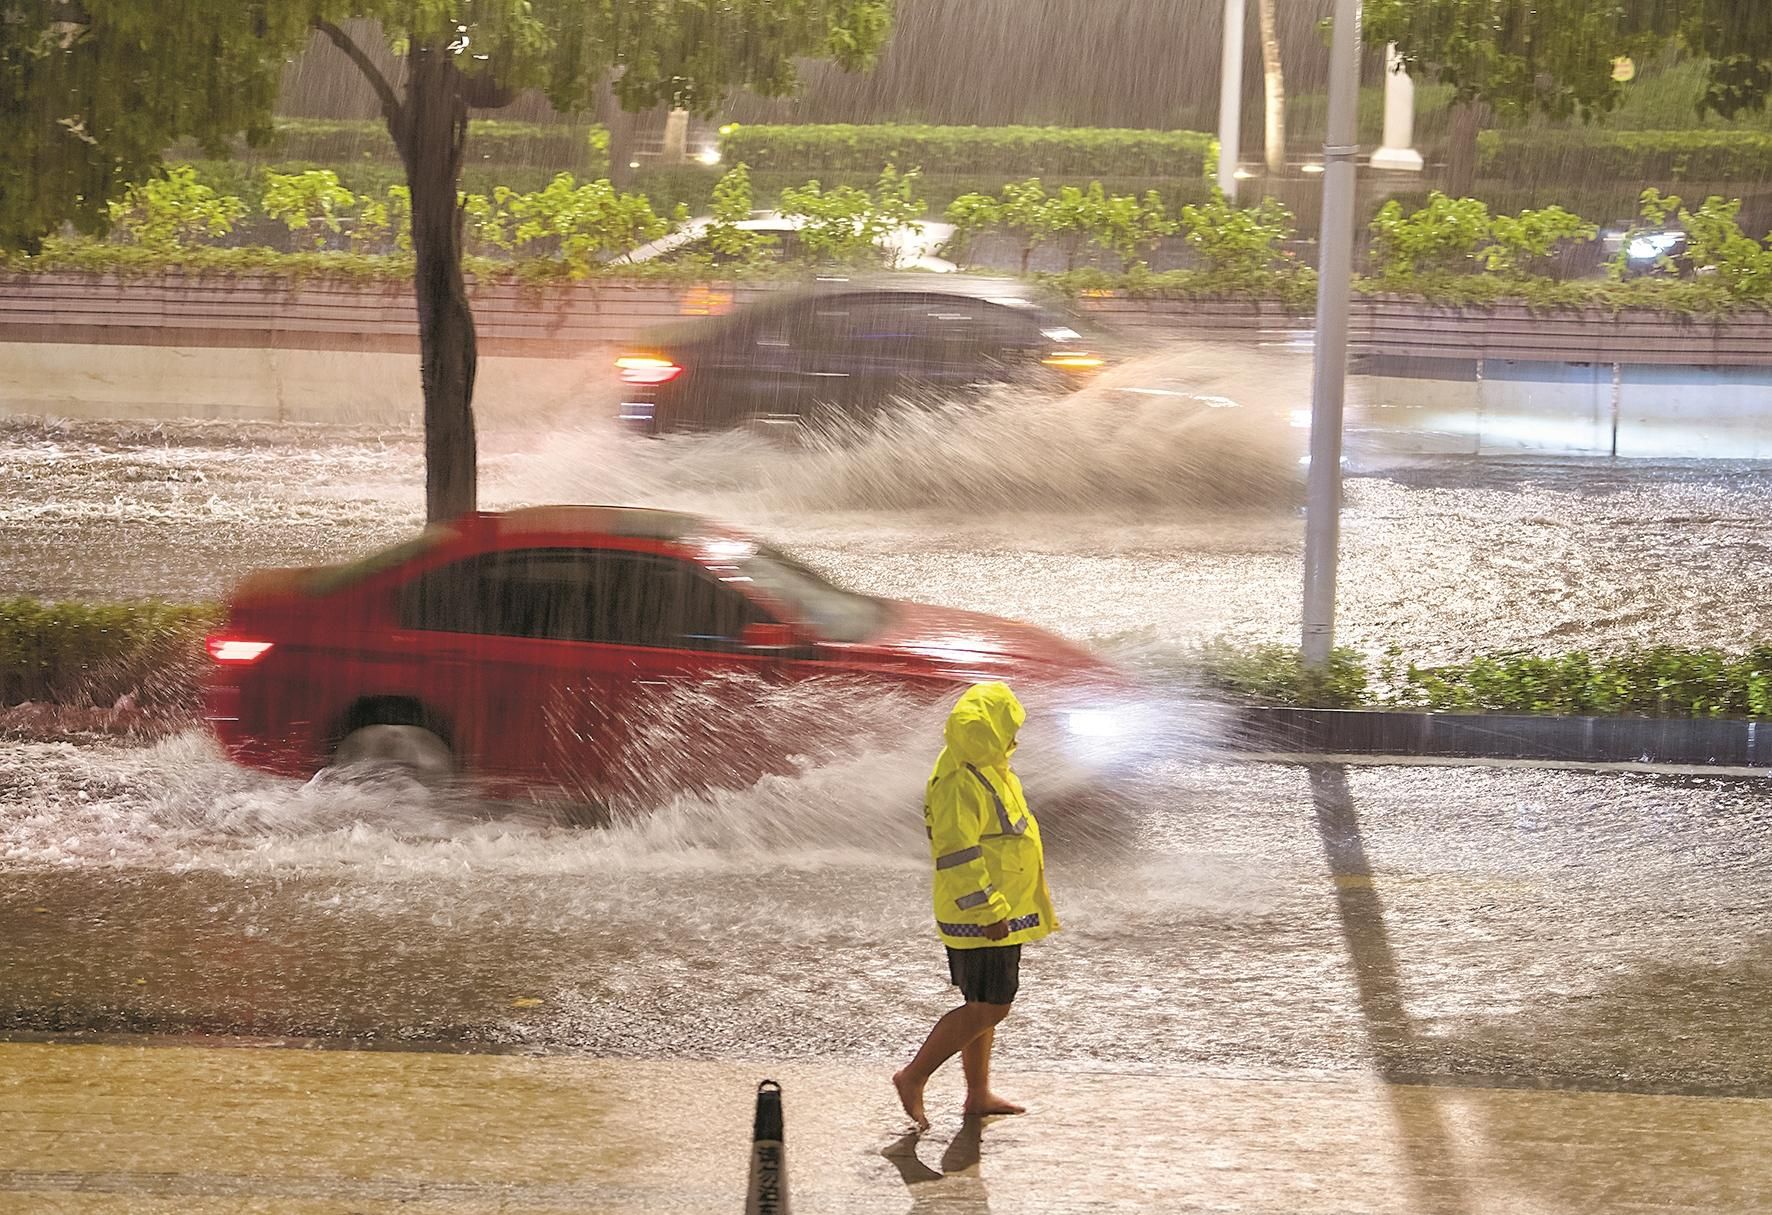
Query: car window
399 548 762 650
598 550 764 648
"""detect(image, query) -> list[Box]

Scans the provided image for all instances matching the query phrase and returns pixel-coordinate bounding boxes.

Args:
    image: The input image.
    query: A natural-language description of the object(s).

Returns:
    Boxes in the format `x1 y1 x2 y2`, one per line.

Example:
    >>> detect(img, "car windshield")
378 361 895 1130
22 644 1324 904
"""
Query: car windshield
730 545 888 642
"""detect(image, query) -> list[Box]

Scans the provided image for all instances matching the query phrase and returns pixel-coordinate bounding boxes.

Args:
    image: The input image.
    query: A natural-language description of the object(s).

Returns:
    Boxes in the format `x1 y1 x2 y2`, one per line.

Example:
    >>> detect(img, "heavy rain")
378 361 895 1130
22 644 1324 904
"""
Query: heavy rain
3 2 1772 1213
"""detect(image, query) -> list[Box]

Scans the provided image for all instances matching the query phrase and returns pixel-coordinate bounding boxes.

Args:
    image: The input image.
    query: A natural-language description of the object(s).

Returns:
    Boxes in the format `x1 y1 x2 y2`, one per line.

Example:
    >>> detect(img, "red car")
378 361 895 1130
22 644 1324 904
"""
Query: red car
205 506 1122 801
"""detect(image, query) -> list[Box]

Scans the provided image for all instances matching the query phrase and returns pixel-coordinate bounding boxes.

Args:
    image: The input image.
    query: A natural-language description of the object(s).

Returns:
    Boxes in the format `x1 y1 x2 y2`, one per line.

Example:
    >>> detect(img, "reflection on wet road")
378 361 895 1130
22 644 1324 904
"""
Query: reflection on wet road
4 742 1768 1100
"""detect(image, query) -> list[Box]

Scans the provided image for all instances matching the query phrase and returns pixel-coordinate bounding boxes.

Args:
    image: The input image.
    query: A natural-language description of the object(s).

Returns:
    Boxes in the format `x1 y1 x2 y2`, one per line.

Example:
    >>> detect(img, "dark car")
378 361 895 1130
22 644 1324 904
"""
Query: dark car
205 506 1127 802
614 282 1110 435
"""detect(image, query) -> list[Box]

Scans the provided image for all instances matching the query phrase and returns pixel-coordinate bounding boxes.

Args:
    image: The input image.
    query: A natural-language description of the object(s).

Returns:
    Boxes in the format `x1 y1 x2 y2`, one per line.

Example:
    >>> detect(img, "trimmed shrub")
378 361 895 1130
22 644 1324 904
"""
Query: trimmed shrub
0 599 220 709
1479 130 1772 185
1194 642 1772 718
175 118 610 177
718 122 1216 179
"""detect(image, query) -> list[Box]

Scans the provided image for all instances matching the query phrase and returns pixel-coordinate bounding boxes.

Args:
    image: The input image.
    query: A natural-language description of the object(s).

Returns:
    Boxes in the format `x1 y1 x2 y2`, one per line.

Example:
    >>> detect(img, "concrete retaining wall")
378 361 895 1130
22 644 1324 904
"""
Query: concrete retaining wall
0 342 603 427
2 274 1769 446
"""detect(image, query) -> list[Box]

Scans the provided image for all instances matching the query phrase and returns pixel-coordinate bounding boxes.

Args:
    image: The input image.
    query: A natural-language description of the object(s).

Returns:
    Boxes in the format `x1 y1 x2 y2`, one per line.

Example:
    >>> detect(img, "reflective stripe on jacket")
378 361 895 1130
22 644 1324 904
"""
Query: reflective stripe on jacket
925 682 1058 951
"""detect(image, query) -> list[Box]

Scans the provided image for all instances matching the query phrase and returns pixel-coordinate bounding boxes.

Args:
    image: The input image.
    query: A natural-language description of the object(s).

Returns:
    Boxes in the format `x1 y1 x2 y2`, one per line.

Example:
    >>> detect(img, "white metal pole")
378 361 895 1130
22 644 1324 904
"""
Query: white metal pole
1217 0 1246 198
1301 0 1361 667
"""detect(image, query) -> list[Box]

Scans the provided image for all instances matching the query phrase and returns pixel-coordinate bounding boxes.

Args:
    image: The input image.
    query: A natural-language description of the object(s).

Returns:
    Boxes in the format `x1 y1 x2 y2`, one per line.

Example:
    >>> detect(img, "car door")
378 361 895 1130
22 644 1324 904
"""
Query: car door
393 548 620 789
674 302 813 431
580 548 819 798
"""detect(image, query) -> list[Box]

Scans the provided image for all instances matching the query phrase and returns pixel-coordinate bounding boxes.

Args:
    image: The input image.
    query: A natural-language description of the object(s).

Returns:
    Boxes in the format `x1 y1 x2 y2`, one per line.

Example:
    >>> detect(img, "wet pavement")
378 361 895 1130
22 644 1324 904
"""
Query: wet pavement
6 1042 1771 1213
3 751 1769 1101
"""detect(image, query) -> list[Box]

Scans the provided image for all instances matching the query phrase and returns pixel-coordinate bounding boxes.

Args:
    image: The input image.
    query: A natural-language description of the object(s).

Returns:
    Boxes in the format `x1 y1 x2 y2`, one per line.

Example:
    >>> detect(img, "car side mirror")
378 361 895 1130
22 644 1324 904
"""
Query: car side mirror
740 621 800 650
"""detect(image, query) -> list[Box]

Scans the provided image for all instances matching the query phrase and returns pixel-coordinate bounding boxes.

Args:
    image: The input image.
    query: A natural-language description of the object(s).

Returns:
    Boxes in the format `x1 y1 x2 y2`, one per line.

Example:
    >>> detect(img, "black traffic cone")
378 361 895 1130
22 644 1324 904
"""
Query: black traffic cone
745 1079 789 1214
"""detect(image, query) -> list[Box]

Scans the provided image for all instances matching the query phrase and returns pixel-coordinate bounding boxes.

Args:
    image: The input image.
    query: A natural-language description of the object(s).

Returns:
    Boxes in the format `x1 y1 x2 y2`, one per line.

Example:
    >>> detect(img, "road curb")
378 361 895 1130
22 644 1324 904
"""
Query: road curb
1222 706 1772 770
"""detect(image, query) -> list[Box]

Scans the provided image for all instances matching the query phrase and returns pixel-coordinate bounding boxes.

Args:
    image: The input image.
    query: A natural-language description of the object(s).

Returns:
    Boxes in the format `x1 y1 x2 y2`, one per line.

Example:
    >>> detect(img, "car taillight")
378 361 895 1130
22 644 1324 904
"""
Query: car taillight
1042 352 1107 372
206 635 275 664
617 354 685 385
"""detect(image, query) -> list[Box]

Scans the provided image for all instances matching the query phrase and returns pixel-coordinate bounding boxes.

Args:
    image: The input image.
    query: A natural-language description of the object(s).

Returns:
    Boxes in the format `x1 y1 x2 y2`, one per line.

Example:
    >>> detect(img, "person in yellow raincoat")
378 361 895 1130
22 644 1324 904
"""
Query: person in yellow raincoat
893 681 1058 1130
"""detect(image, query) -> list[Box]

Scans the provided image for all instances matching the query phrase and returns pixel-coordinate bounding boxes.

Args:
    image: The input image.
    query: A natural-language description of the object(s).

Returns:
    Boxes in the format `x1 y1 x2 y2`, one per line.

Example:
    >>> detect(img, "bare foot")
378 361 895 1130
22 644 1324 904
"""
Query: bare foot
963 1092 1026 1117
893 1068 931 1131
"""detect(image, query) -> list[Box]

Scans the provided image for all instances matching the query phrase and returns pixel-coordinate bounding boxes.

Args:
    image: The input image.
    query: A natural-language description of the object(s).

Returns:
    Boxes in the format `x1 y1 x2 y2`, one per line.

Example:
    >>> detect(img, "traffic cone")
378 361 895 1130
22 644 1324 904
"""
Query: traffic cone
744 1079 789 1214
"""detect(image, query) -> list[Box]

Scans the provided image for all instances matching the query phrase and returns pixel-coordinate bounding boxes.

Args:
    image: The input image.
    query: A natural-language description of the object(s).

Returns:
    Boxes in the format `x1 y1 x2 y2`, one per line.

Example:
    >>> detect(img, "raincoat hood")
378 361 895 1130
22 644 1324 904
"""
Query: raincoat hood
935 682 1026 777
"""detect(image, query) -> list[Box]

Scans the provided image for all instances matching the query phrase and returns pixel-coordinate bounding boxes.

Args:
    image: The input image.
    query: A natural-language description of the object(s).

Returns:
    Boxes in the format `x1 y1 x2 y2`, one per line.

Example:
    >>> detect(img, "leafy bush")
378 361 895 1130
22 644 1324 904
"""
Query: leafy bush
777 165 928 267
1192 641 1370 709
1368 192 1494 278
1478 130 1772 185
0 598 219 708
1193 641 1772 718
1483 205 1598 275
490 173 677 276
1178 192 1298 278
260 169 358 249
106 166 247 251
720 122 1216 178
944 178 1176 271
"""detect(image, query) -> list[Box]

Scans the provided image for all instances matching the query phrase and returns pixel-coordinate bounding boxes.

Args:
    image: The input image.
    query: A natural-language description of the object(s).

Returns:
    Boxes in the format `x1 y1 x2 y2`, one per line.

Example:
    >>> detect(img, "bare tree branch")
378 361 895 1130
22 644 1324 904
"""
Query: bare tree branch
313 18 401 123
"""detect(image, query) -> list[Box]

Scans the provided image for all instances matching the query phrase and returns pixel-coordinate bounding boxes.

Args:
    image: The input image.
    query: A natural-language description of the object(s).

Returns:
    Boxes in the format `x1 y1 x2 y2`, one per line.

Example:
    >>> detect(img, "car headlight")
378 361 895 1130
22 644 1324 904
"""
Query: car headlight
1064 708 1124 739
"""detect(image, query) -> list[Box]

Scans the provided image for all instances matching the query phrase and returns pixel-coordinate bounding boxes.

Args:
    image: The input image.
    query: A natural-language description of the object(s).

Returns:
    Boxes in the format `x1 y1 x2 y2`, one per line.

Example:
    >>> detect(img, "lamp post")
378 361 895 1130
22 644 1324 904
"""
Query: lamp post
1217 0 1246 198
1300 0 1361 667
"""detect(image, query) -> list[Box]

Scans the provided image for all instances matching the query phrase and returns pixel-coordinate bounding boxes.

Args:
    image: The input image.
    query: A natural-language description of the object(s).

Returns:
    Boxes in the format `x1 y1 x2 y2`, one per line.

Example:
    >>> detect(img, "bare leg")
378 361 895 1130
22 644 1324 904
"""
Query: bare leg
960 1024 1026 1117
893 1002 1009 1130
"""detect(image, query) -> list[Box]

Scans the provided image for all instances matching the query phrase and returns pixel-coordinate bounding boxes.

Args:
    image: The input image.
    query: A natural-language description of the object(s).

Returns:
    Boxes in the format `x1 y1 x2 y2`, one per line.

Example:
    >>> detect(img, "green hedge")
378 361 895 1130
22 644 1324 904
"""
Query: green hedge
1193 642 1772 718
1 600 1767 725
719 122 1217 179
1479 130 1772 185
174 118 609 176
0 598 220 707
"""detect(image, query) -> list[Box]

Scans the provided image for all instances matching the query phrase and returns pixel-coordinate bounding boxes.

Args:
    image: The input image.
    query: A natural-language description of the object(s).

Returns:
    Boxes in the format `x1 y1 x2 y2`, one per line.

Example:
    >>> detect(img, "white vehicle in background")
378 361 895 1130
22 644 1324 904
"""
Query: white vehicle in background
616 211 958 273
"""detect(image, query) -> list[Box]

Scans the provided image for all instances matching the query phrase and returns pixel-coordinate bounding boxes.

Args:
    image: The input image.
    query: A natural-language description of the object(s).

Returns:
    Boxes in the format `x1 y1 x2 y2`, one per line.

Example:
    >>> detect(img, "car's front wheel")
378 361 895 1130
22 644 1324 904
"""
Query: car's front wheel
332 724 454 782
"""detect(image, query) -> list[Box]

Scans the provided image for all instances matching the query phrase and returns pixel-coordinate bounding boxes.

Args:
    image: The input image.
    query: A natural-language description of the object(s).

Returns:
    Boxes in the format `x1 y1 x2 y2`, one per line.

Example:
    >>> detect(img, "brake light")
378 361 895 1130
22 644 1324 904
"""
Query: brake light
1042 352 1106 372
617 355 685 386
206 635 275 664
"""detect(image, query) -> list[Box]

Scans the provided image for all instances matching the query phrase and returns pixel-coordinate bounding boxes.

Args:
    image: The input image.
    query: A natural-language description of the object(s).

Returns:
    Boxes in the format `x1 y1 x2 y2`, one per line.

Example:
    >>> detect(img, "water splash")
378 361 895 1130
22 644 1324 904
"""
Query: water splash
489 342 1311 517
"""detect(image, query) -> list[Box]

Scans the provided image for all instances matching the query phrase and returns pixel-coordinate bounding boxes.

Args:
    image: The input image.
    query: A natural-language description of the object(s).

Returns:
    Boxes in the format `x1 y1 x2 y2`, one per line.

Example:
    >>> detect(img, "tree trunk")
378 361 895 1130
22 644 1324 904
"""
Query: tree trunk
392 48 478 524
1257 0 1285 174
1445 99 1487 197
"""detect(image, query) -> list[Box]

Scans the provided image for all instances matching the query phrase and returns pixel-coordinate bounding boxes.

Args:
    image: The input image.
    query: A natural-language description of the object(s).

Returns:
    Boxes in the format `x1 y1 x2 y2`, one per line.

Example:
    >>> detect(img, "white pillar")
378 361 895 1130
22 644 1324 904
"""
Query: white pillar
661 108 690 164
1217 0 1246 198
1370 44 1423 172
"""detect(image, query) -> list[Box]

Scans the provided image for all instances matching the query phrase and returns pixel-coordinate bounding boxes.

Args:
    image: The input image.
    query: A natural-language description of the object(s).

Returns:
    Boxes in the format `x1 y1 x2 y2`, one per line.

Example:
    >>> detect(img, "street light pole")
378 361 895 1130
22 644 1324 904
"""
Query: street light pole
1217 0 1246 198
1300 0 1361 667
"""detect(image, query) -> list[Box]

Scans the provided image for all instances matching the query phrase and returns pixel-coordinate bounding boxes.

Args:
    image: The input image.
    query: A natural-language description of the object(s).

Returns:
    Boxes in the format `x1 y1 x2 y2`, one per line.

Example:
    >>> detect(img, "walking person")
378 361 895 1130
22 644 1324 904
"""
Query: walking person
893 681 1059 1130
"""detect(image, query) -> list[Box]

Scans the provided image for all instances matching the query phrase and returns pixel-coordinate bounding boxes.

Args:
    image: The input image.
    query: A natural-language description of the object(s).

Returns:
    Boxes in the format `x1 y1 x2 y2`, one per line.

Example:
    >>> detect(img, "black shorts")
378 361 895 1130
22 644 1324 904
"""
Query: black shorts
946 944 1022 1005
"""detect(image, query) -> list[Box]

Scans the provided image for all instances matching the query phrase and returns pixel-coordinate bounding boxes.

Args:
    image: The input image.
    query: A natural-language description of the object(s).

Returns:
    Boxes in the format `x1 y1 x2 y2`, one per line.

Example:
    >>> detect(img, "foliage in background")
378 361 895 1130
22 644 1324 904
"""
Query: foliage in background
0 598 220 709
106 166 249 252
0 1 309 251
1479 129 1772 185
697 162 778 268
13 164 1772 316
944 178 1177 272
173 117 611 178
777 165 927 266
719 122 1217 179
261 169 360 249
1193 641 1772 719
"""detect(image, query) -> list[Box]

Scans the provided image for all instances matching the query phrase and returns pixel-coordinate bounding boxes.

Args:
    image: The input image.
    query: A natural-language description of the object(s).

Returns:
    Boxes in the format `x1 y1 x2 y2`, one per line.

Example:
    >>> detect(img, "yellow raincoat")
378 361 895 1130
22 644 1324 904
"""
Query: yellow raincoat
924 682 1059 950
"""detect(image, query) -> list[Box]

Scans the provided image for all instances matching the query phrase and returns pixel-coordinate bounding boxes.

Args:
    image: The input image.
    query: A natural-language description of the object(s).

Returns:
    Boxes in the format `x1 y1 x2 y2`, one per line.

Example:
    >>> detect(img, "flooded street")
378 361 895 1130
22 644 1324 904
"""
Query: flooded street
4 372 1771 1210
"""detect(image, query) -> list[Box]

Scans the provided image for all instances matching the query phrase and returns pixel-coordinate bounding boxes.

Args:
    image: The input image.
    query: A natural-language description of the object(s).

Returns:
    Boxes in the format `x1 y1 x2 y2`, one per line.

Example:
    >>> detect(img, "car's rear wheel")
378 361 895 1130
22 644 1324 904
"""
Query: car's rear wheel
332 724 454 782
